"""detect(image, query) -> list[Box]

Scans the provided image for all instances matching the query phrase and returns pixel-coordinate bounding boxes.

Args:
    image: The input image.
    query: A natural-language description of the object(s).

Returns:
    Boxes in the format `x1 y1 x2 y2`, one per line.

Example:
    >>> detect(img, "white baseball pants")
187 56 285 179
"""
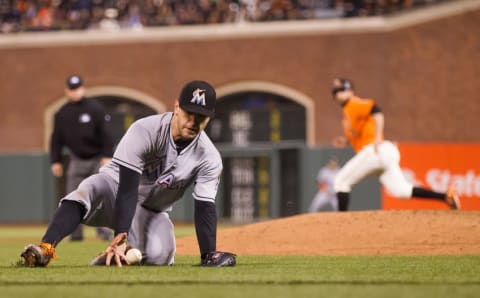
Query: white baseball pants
334 141 413 198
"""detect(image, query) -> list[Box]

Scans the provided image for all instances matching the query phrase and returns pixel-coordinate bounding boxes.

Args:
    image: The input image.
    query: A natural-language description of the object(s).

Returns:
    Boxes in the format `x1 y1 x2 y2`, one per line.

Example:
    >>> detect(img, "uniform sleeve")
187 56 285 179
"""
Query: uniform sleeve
112 121 152 174
114 165 140 235
370 103 382 115
357 100 376 117
192 157 223 204
191 141 222 256
194 200 217 256
50 113 64 164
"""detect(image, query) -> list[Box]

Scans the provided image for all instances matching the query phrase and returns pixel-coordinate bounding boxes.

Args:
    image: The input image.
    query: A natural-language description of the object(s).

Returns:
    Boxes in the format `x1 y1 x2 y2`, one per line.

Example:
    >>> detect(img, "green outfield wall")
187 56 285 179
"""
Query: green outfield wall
0 148 381 223
0 153 57 222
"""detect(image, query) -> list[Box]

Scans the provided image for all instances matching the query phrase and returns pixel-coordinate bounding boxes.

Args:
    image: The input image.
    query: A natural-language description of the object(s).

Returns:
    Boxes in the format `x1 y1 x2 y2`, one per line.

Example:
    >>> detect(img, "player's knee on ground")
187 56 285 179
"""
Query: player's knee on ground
143 212 176 266
144 245 175 265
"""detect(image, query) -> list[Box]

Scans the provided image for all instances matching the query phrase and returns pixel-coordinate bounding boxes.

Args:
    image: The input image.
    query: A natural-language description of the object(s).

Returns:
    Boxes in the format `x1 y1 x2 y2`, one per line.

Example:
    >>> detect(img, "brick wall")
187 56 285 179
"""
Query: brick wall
0 8 478 152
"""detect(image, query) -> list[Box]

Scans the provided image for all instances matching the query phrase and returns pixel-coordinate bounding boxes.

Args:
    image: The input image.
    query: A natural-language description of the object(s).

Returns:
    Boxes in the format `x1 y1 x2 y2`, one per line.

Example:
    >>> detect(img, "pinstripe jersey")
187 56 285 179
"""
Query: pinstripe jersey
100 113 222 212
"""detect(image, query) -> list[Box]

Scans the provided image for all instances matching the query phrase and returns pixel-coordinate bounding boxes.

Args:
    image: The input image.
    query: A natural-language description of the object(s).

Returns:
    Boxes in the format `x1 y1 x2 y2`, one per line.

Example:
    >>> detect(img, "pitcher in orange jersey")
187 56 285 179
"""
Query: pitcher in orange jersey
331 78 460 211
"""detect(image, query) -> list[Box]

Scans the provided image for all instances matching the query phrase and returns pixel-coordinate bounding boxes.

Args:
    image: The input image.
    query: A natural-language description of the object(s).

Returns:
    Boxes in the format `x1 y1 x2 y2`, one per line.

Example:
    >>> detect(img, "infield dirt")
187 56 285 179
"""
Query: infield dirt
176 210 480 256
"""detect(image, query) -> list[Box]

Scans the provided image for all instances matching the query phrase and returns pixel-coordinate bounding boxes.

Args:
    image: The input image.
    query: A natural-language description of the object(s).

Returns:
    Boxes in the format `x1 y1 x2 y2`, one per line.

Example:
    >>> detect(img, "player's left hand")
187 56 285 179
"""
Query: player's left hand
101 232 129 267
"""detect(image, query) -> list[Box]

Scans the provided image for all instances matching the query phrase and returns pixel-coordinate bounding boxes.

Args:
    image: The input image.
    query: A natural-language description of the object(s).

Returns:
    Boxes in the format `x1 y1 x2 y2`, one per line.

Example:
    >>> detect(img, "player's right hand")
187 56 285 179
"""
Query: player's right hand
51 163 63 177
100 157 112 166
103 233 129 267
332 136 348 148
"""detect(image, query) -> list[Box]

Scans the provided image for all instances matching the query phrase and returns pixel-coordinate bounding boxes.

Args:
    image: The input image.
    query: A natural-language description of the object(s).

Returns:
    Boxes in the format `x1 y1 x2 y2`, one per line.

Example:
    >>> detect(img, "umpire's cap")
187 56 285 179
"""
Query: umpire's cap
331 78 354 96
66 75 83 90
179 80 216 117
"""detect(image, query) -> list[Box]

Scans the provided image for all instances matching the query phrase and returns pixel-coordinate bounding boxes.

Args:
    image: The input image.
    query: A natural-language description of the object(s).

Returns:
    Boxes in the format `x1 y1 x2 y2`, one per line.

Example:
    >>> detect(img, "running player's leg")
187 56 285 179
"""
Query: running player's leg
381 163 460 208
334 145 381 210
381 163 459 208
379 163 413 198
379 143 460 208
377 141 414 198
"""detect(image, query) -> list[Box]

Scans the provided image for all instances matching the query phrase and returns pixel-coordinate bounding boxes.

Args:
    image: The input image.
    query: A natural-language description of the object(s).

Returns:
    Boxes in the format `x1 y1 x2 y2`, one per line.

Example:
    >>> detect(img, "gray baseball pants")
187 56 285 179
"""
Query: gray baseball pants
61 171 176 265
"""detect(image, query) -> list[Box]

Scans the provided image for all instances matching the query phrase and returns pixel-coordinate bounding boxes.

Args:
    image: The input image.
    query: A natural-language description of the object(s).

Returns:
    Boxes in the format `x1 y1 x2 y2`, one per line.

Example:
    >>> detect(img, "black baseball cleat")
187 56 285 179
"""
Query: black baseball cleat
445 187 461 210
20 243 57 267
201 251 237 267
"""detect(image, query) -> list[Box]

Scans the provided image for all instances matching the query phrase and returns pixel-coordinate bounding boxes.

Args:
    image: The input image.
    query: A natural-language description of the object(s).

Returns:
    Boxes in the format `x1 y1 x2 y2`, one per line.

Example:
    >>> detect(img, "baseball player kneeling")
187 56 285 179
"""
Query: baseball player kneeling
20 80 235 268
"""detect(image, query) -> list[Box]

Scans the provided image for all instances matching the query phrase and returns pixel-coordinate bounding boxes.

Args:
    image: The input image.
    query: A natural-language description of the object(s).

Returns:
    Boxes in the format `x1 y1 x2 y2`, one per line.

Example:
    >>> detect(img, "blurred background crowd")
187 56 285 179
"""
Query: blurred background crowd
0 0 452 33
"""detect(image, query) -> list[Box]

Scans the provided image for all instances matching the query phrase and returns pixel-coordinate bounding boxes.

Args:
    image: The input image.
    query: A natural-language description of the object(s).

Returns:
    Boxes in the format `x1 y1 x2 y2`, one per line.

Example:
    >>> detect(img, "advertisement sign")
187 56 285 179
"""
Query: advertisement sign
383 143 480 210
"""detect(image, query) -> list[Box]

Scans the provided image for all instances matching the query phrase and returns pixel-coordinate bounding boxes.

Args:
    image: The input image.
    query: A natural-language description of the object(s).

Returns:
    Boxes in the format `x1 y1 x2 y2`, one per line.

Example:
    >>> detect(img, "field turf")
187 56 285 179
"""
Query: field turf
0 225 479 298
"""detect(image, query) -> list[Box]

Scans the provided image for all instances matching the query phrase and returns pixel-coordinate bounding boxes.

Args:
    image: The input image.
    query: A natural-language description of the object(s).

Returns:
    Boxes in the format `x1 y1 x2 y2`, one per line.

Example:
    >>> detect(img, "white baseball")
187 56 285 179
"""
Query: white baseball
125 248 142 265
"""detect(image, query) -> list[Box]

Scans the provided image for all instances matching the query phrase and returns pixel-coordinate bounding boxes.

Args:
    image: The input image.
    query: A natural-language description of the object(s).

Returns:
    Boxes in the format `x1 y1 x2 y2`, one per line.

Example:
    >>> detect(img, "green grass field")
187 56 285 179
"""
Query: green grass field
1 225 479 298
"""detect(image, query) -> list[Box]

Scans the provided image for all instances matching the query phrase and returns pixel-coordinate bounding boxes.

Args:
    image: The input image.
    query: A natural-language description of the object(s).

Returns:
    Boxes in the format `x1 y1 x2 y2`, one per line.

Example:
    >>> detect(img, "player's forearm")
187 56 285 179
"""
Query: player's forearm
373 113 384 142
49 136 63 163
113 165 140 235
194 200 217 257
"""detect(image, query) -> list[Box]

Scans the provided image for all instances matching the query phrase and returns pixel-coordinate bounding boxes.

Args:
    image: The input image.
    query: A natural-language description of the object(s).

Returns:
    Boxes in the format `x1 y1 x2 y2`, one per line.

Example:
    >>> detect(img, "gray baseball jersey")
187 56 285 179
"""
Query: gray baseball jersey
317 166 339 196
61 112 222 265
100 112 223 212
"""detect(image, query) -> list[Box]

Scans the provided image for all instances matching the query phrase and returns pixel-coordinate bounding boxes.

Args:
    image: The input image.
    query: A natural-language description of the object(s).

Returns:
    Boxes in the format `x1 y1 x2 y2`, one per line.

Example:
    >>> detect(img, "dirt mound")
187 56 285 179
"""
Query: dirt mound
176 210 480 256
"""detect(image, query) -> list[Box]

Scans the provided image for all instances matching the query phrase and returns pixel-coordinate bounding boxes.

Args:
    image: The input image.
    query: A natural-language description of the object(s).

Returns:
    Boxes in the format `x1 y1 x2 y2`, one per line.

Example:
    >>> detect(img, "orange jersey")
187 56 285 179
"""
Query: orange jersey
342 96 383 152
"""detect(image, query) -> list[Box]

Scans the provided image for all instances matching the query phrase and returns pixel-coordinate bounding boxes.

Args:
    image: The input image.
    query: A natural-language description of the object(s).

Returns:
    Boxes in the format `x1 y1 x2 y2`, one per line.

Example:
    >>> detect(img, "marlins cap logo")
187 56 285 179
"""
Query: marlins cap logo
190 88 206 106
179 80 215 117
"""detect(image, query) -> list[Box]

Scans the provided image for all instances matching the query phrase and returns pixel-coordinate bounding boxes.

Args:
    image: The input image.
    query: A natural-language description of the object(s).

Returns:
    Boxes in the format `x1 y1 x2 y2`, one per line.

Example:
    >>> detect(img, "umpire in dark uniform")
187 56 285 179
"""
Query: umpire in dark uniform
50 75 114 241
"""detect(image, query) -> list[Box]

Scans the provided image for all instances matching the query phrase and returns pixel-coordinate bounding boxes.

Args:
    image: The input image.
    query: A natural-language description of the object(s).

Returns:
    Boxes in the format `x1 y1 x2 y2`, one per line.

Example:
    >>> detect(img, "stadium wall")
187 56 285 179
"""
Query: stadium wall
0 1 478 222
0 147 381 223
0 1 479 152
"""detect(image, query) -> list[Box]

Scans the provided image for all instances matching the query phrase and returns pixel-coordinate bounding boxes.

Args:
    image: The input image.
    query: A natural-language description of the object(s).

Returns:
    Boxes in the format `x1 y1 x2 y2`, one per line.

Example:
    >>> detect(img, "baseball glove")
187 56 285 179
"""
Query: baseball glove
201 251 236 267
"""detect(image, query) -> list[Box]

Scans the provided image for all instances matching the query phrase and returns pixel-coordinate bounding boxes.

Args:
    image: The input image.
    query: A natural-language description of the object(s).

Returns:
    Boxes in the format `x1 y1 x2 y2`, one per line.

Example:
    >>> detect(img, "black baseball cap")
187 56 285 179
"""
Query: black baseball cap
66 75 83 90
332 78 354 96
178 80 216 117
